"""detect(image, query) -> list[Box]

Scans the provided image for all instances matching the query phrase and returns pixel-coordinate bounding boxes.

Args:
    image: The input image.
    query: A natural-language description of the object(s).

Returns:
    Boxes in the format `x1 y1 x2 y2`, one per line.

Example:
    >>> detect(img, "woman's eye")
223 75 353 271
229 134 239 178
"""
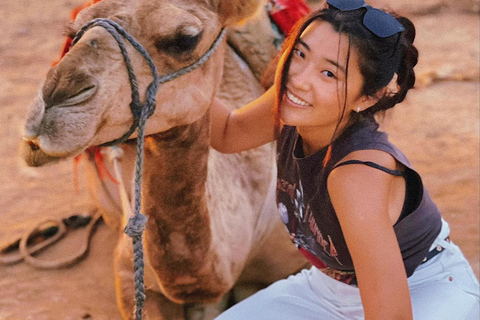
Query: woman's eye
293 48 305 59
322 70 336 78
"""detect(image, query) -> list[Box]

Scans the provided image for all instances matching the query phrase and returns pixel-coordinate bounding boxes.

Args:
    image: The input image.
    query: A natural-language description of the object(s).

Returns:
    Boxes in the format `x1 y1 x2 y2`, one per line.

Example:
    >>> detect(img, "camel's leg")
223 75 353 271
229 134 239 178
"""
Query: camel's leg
114 234 226 320
143 289 185 320
114 234 183 320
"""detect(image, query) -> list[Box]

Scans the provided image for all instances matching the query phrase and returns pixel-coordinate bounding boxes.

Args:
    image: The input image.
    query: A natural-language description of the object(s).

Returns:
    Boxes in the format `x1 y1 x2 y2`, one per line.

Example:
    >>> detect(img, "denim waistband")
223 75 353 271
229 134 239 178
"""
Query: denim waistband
429 218 451 251
421 218 451 264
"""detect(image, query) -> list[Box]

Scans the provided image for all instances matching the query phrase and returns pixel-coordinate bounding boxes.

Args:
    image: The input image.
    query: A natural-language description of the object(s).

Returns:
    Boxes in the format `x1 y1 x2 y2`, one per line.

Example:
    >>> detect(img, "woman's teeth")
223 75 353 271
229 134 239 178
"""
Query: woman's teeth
287 91 310 107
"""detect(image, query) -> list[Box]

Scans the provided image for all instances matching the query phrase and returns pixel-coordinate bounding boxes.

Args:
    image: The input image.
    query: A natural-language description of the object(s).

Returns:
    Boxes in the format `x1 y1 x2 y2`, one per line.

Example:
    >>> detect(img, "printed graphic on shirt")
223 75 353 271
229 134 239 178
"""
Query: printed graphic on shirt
278 202 289 224
277 177 343 266
294 181 305 221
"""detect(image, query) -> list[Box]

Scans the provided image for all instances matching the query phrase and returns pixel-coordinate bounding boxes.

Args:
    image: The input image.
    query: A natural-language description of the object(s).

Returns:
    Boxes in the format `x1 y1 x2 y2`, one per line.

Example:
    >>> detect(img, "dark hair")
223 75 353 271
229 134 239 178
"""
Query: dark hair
272 7 419 132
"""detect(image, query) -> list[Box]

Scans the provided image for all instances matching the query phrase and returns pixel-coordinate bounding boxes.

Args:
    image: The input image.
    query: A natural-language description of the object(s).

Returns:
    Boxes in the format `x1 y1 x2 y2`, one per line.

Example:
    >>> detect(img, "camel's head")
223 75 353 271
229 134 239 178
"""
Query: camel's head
22 0 263 166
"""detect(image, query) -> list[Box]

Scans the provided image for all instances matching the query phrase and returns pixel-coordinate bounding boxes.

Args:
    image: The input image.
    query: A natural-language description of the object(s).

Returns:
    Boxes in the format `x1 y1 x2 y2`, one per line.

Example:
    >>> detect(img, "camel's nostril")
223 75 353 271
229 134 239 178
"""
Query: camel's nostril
51 84 97 108
26 140 40 151
42 68 98 108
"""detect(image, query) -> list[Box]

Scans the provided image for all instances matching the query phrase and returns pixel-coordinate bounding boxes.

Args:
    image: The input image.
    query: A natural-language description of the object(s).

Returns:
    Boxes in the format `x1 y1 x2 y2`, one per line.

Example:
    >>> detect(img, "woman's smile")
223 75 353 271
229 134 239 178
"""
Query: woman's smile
286 90 312 108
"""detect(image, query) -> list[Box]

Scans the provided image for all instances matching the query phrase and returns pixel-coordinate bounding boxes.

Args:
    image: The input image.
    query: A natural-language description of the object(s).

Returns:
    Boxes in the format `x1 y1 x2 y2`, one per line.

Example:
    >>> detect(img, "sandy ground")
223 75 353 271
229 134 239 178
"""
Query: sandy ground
0 1 478 319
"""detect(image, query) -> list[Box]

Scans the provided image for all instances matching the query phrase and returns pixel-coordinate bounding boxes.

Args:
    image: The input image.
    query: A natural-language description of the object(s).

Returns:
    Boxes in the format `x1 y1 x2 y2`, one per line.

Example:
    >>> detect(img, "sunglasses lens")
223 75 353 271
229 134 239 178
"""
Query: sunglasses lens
363 8 405 37
327 0 405 38
327 0 365 10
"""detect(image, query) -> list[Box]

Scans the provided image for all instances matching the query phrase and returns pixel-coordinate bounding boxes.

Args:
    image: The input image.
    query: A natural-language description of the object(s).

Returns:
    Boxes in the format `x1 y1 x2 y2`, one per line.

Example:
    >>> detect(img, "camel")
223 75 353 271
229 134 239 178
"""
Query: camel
21 0 310 318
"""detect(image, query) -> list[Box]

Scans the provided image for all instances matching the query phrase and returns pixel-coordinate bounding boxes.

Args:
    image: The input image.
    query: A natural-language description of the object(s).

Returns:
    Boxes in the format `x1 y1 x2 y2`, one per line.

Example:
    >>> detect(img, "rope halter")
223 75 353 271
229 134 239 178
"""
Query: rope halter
71 18 226 147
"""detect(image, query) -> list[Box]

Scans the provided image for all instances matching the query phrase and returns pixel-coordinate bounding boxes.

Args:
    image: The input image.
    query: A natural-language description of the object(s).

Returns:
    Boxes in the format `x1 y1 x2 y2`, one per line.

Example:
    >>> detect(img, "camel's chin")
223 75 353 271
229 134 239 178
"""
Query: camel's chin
21 141 71 167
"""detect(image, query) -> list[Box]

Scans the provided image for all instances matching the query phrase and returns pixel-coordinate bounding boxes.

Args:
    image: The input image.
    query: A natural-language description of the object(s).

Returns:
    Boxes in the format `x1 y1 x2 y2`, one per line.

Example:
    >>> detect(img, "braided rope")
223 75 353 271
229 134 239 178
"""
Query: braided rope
70 18 226 319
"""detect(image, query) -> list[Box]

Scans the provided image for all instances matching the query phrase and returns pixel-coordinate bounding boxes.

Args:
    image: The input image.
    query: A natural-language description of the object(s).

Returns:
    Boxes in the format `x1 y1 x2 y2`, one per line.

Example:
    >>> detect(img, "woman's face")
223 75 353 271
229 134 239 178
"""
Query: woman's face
280 20 370 131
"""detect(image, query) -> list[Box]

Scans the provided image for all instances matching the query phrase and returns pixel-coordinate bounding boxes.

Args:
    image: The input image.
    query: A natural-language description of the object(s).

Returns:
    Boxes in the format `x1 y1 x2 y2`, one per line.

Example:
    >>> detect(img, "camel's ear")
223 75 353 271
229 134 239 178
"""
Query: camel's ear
216 0 263 27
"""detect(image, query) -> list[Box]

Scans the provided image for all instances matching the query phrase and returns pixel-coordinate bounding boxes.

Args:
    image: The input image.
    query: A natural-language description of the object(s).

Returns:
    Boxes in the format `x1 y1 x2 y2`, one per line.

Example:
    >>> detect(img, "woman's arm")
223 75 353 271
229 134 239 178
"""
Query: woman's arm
210 86 278 153
327 151 412 320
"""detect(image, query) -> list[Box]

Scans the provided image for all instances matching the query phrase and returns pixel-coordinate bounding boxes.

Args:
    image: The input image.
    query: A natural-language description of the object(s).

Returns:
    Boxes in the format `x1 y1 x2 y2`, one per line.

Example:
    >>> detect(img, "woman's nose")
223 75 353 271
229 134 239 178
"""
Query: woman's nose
288 63 312 91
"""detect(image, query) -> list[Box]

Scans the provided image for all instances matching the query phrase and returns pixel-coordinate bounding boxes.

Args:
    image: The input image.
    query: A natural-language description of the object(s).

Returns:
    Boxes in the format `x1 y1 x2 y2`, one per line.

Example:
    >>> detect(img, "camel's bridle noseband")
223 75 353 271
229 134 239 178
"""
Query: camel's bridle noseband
70 18 226 320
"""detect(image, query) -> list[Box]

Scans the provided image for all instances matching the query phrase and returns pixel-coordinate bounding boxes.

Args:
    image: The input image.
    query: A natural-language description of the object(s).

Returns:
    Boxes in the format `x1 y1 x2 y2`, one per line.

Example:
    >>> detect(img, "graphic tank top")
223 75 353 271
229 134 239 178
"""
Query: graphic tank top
276 120 442 277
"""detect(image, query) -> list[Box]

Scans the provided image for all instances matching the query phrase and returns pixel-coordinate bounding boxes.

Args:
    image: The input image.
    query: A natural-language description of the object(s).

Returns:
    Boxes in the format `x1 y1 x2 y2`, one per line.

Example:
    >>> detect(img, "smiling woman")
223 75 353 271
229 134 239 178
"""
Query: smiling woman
210 1 480 319
280 21 372 154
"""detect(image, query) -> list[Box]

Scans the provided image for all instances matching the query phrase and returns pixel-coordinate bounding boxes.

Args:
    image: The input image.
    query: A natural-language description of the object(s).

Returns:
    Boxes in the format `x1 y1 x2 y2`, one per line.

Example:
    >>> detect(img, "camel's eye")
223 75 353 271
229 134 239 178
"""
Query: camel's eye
155 31 203 55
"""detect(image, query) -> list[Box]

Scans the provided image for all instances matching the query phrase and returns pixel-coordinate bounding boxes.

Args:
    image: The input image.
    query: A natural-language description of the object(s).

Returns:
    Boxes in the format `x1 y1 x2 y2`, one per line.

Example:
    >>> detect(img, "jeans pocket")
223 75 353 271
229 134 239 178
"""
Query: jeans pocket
442 244 480 297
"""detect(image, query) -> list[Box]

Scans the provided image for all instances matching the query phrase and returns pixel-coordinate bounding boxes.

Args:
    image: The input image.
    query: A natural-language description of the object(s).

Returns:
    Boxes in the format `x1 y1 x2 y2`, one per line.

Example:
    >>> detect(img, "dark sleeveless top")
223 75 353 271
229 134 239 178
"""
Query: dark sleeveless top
276 119 442 277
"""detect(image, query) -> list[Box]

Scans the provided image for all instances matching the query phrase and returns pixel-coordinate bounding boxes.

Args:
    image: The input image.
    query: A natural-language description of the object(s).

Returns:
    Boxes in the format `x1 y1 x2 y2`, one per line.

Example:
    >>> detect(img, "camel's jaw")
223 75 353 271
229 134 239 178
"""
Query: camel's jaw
21 141 64 167
21 132 89 167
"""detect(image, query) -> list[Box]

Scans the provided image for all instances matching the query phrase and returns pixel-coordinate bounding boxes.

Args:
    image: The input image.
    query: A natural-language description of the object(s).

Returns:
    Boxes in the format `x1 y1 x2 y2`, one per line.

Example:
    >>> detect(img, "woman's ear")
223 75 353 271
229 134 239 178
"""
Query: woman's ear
354 73 400 113
354 95 379 113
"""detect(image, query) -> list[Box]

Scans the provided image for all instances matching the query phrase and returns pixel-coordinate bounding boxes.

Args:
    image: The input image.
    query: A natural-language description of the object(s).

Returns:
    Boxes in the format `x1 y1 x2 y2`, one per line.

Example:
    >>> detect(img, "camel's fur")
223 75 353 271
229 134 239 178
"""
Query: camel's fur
22 0 309 318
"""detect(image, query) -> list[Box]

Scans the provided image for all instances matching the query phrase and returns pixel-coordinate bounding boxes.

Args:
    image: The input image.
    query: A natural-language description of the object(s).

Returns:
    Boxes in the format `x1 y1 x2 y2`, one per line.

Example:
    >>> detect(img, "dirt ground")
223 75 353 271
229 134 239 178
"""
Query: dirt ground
0 1 478 319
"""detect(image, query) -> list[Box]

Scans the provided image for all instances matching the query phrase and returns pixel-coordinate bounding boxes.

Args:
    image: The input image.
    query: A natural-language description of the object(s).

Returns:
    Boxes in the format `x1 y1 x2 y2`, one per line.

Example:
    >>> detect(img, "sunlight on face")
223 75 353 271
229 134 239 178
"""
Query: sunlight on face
281 20 367 136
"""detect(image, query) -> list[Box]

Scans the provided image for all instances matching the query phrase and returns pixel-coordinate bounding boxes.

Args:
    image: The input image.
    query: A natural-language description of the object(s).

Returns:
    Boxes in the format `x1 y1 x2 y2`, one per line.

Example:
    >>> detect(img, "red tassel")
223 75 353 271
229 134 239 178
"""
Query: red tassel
72 147 119 194
93 148 119 184
73 153 83 193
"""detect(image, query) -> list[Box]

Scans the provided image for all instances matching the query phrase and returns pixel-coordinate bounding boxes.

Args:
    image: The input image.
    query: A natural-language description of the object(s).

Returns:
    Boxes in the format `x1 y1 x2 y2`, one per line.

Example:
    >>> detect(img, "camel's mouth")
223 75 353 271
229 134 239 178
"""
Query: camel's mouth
21 139 62 167
24 138 40 151
21 134 90 167
21 130 89 167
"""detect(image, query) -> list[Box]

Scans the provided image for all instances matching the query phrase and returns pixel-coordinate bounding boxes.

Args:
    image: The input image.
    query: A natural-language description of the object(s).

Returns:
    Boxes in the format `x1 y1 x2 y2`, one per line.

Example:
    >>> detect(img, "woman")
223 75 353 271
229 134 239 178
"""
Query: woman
210 1 479 319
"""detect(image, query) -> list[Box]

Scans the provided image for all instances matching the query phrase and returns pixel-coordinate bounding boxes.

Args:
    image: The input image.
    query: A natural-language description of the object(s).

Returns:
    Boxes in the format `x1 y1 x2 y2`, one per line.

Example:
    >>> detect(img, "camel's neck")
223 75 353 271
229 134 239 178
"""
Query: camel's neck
141 112 213 280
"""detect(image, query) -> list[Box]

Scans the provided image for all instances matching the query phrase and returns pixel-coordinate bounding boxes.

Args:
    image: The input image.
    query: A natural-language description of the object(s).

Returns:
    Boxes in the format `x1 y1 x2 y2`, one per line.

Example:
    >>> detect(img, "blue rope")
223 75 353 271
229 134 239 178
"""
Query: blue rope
71 18 226 320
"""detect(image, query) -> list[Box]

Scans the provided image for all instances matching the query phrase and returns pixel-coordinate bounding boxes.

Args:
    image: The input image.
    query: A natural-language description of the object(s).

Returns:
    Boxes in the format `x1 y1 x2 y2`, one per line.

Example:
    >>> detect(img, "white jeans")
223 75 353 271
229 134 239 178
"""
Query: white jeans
216 220 479 320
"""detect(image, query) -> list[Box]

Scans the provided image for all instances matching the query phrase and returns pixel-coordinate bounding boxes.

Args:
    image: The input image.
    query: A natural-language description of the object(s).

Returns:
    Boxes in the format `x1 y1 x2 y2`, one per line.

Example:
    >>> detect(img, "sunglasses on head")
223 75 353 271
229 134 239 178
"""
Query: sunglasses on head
327 0 405 38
